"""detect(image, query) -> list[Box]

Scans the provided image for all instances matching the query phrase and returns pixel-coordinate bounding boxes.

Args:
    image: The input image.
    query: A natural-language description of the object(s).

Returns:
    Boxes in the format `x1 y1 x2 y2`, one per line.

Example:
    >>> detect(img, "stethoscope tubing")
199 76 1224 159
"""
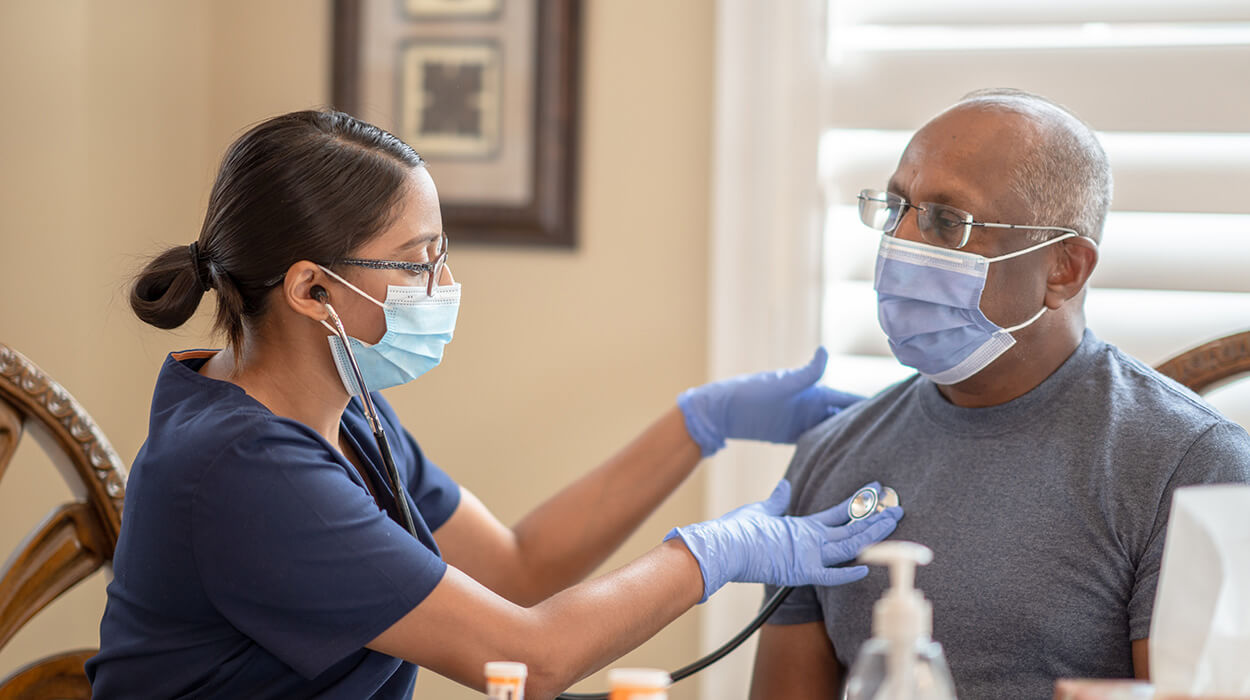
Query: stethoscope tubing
323 302 419 538
555 586 795 700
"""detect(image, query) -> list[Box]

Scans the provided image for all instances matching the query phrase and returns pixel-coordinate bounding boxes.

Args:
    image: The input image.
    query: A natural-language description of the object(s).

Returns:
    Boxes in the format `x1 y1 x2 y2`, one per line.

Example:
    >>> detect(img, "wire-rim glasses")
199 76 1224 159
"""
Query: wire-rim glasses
857 189 1078 249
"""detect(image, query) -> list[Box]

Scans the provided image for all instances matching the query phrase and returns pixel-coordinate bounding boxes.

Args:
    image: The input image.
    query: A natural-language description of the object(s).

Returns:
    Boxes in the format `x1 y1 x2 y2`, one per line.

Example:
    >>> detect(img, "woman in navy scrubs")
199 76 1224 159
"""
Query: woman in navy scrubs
86 110 899 699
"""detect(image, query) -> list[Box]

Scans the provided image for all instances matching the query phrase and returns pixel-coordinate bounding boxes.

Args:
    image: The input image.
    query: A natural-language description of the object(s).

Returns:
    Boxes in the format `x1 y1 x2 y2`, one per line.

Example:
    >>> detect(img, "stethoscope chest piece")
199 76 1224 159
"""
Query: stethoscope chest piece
848 486 900 522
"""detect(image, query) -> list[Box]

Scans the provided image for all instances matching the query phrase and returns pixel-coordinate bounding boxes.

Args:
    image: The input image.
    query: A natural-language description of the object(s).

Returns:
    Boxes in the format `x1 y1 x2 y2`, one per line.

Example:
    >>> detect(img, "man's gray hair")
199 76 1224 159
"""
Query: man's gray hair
956 88 1113 242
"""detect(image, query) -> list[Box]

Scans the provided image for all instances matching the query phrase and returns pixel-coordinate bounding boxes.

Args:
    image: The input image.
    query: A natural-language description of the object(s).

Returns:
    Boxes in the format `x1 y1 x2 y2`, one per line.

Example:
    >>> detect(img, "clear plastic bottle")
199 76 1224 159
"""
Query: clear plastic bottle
485 661 527 700
607 667 670 700
844 542 957 700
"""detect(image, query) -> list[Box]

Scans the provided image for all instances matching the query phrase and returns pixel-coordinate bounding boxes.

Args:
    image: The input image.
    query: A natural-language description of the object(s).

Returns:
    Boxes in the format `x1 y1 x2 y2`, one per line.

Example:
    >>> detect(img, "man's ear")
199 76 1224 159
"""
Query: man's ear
281 260 332 322
1044 237 1099 309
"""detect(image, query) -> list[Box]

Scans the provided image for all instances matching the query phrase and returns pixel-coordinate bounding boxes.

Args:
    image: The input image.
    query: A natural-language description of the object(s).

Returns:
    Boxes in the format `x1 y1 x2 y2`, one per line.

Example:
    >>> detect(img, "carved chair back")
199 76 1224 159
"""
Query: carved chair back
0 343 127 699
1155 330 1250 395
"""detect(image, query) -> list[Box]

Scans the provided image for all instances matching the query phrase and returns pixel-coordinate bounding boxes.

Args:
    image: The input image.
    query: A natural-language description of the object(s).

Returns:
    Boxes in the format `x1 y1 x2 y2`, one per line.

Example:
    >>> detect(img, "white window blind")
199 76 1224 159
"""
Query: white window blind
818 0 1250 427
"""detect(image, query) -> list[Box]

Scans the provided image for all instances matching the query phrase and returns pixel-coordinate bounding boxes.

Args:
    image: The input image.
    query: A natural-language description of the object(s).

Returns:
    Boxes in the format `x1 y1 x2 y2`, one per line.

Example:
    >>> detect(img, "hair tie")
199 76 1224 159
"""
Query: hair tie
187 242 213 293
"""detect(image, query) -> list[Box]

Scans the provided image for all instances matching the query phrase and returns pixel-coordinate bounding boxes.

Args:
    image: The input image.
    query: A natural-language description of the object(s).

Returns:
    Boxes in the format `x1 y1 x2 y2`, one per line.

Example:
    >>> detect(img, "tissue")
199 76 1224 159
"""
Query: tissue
1149 485 1250 696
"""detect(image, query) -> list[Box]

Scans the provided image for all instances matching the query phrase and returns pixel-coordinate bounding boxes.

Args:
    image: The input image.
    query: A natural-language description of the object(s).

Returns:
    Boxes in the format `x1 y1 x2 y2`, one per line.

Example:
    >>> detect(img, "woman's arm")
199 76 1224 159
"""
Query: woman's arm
434 407 701 605
378 489 896 700
368 539 702 700
435 349 862 605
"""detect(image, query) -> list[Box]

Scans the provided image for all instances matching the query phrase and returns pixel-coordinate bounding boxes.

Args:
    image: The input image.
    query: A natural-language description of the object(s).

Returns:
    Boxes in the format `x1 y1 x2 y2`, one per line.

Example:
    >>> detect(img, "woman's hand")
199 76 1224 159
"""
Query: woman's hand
663 479 902 602
677 347 864 457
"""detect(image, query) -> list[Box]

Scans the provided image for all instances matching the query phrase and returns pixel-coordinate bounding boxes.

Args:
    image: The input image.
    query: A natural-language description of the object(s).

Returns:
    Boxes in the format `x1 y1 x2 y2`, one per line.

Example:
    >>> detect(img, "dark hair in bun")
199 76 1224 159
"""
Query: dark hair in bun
129 109 425 349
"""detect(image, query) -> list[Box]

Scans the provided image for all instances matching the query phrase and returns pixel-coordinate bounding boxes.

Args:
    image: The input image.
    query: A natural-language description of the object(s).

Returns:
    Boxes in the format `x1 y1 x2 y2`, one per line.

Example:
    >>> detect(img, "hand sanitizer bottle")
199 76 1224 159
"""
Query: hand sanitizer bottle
844 542 957 700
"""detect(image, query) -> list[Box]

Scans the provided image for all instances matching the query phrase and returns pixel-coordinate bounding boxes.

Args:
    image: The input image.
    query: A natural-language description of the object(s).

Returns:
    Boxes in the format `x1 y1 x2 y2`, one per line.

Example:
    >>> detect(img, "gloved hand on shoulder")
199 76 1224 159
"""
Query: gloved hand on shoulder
664 479 902 603
677 347 863 457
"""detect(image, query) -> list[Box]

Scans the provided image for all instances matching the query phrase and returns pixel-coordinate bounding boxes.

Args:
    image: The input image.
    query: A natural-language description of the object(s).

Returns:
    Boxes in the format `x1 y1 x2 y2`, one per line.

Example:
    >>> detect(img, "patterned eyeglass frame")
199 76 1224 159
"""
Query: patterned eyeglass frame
266 233 449 296
338 232 449 298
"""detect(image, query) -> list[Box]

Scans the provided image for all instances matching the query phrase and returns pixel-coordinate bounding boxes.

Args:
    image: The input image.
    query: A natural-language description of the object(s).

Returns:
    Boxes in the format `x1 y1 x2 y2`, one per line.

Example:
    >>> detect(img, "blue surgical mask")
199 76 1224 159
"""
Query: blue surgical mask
874 233 1075 385
318 265 460 396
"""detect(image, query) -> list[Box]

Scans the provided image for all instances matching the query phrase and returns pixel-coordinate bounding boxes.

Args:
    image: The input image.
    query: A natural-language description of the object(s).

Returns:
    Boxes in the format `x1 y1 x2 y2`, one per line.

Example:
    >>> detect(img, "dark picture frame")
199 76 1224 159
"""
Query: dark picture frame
333 0 580 247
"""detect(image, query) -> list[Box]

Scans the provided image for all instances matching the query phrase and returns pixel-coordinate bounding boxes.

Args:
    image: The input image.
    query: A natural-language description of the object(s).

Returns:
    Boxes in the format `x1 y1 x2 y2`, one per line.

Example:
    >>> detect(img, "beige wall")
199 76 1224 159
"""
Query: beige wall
0 1 714 698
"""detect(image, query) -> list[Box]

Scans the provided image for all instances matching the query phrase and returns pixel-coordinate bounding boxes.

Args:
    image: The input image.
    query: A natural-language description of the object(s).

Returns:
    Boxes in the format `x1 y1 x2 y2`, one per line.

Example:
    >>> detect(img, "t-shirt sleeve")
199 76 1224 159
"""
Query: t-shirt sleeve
1128 420 1250 640
371 393 461 532
191 420 448 679
762 583 825 625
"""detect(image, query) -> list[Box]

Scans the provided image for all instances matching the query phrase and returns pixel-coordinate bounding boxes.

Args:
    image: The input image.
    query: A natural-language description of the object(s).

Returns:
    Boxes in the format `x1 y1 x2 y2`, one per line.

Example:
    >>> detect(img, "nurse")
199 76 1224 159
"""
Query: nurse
86 110 900 699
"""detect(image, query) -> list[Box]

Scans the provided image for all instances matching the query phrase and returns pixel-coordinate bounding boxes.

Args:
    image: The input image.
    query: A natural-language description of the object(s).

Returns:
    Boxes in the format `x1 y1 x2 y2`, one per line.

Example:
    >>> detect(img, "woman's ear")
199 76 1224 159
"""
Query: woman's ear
281 260 332 322
1044 237 1099 309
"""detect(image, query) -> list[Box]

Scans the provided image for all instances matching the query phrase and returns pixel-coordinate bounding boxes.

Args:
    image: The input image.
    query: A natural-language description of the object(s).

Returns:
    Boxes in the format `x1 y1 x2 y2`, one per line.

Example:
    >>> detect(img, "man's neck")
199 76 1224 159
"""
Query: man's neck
937 319 1085 408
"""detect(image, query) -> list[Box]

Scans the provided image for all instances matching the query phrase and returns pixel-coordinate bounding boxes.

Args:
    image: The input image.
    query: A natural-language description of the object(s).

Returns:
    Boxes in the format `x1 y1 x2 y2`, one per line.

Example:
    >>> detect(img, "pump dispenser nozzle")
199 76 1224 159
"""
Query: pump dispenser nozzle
846 542 957 700
860 541 932 590
861 541 934 642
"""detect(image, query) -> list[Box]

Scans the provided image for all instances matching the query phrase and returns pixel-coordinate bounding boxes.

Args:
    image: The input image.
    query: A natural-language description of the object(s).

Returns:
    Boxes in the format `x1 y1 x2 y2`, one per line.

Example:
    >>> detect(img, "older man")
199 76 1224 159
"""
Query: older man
749 89 1250 700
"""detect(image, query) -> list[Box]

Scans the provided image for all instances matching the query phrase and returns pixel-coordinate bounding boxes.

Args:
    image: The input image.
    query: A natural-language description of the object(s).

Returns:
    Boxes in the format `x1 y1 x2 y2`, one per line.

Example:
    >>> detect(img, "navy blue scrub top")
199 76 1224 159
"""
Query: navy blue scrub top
87 350 461 699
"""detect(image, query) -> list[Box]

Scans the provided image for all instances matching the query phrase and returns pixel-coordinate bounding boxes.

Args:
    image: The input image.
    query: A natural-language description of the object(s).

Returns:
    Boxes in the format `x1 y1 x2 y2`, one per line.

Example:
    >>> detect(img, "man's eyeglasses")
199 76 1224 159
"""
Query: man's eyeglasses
857 189 1078 250
267 233 449 297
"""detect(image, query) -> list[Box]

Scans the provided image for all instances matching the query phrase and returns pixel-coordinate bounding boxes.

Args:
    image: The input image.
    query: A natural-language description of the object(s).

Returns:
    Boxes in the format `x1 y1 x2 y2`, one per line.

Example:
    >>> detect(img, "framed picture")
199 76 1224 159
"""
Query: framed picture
333 0 580 247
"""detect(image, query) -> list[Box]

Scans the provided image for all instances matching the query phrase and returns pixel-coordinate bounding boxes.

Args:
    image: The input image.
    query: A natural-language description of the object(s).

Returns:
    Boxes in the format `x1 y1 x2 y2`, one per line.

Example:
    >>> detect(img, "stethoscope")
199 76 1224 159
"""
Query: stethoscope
559 483 901 699
315 286 420 538
316 285 900 697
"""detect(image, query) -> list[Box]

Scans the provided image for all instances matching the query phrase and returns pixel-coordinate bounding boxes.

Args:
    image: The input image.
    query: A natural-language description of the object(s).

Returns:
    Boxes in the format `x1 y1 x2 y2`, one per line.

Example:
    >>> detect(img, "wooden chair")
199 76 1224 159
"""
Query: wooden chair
1154 330 1250 394
0 343 127 700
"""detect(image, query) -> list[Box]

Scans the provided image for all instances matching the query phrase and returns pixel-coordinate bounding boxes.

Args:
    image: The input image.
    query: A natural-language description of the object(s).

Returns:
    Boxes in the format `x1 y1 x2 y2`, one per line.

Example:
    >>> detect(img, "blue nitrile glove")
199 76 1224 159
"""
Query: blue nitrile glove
677 347 864 457
664 479 902 603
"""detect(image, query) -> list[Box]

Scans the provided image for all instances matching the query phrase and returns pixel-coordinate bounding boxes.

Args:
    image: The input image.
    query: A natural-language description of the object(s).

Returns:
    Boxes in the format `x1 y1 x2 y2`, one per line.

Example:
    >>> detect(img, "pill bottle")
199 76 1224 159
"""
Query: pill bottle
485 661 527 700
607 667 670 700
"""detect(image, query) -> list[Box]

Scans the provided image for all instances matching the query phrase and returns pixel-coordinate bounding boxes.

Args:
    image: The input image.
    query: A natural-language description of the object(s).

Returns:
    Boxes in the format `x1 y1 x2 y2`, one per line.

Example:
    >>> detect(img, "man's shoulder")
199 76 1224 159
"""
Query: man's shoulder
1072 338 1250 480
1086 338 1231 432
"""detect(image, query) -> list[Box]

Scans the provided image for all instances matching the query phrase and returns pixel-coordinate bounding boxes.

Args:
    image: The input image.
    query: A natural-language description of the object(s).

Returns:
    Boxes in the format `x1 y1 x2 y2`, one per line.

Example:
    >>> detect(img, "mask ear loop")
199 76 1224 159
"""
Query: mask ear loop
987 233 1096 333
1000 305 1048 334
985 232 1080 263
314 285 419 538
318 265 386 308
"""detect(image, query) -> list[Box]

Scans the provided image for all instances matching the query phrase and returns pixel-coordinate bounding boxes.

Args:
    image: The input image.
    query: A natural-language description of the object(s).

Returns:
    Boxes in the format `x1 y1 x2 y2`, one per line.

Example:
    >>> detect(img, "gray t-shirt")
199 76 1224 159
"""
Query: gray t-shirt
767 330 1250 700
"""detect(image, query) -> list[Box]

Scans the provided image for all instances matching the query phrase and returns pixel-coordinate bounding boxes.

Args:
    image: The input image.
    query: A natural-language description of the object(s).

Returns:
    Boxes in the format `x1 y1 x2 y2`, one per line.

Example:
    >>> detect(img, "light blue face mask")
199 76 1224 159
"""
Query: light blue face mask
318 265 460 396
873 233 1076 385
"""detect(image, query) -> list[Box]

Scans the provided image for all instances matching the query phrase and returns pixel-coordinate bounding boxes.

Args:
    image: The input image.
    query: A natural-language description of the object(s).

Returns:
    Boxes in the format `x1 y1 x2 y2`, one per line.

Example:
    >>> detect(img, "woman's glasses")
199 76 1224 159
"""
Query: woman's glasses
262 233 450 296
337 232 449 298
